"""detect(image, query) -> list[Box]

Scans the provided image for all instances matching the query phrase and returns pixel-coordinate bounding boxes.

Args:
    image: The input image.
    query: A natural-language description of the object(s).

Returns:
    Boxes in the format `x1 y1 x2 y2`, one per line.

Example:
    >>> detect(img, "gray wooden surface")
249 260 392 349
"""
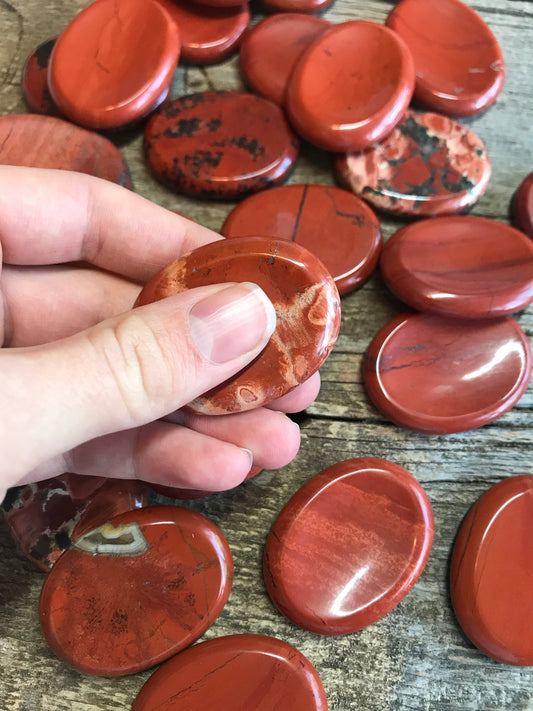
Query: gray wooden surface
1 0 532 709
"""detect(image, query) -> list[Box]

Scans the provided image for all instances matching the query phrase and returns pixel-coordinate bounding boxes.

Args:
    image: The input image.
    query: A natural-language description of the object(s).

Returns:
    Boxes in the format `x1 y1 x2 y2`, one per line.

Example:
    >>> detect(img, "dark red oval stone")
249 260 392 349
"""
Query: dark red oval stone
286 21 415 152
222 184 382 295
144 91 299 198
335 111 491 217
155 0 249 65
260 0 333 12
512 172 533 239
380 216 533 319
386 0 505 116
191 0 245 7
0 114 132 187
239 14 330 105
132 634 328 710
39 506 233 676
48 0 180 129
135 236 341 415
364 313 532 434
21 37 59 115
264 457 434 634
450 476 533 666
149 464 263 499
1 474 147 571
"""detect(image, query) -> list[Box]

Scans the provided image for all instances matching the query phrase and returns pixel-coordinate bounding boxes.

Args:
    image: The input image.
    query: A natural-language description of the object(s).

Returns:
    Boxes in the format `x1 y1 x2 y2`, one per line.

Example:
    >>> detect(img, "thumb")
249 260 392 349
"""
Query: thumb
0 282 276 484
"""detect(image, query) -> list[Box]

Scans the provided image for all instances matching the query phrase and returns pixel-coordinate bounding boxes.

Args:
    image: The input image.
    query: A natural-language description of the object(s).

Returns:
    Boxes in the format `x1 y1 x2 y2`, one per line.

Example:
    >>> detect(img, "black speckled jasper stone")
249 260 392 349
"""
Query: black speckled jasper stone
21 37 59 115
144 91 299 199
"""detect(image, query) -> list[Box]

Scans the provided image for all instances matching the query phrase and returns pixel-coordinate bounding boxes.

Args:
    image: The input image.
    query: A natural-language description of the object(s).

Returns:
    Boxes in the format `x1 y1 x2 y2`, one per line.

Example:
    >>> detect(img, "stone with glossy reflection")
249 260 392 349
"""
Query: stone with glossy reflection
132 634 328 710
450 476 533 666
286 21 415 152
380 217 533 318
222 184 382 295
149 465 263 499
145 92 299 198
239 14 330 105
264 457 433 634
0 114 132 187
512 172 533 239
364 313 531 434
336 111 490 217
135 236 341 414
39 506 233 676
48 0 180 129
21 37 59 115
1 474 147 571
386 0 505 116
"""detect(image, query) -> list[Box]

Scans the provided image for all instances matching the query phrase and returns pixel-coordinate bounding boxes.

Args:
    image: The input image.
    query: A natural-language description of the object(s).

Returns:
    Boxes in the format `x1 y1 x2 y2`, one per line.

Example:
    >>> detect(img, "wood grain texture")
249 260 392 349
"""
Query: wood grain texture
1 0 532 709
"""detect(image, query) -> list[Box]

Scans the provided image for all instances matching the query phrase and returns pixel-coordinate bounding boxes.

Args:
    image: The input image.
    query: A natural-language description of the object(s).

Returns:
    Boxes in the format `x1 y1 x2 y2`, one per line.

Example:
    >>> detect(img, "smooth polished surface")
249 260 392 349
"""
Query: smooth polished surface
380 216 533 318
135 236 341 414
364 313 532 434
149 464 263 499
39 506 233 676
450 476 533 666
512 172 533 239
145 91 299 198
0 114 132 186
222 184 382 295
336 111 490 217
21 37 58 115
386 0 505 116
155 0 249 64
132 634 328 710
264 458 433 634
260 0 333 16
0 475 146 571
48 0 180 129
286 21 415 151
191 0 245 8
239 14 330 105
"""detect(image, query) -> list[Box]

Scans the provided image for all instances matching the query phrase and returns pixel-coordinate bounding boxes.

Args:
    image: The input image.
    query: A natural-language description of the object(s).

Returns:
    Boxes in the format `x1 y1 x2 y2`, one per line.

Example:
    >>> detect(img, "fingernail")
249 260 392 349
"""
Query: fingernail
189 283 277 364
240 447 254 475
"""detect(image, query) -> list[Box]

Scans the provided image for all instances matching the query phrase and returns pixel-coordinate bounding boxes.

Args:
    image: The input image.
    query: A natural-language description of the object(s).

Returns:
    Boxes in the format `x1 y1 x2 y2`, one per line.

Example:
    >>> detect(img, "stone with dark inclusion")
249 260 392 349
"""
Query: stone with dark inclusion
21 37 59 115
335 111 490 217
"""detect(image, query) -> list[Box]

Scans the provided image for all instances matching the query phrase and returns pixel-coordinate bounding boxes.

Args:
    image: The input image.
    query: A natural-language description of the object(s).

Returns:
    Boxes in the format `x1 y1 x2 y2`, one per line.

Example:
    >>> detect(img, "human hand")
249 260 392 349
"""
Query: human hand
0 166 320 502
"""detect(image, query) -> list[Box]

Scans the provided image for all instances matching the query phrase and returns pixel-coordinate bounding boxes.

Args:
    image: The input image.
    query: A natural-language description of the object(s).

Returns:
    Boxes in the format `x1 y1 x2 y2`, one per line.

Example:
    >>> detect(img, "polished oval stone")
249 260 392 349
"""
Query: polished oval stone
132 634 328 710
155 0 249 65
450 476 533 666
1 474 147 571
260 0 333 17
381 216 533 319
39 506 233 676
145 92 298 199
48 0 180 129
191 0 245 7
364 313 531 434
149 464 263 499
21 37 59 115
222 184 382 295
512 172 533 239
335 111 491 217
135 236 341 414
0 114 132 187
239 14 330 106
264 457 433 634
386 0 505 116
286 21 415 152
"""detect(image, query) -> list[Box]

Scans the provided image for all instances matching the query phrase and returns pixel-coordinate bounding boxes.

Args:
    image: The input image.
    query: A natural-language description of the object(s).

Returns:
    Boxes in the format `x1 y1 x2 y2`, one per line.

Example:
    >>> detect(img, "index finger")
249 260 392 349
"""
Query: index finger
0 166 222 282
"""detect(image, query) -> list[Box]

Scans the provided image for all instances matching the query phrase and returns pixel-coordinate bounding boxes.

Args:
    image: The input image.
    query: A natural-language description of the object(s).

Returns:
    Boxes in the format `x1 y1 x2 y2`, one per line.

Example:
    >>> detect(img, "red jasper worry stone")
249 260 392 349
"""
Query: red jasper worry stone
1 474 147 571
380 216 533 319
135 236 341 414
364 313 532 434
264 457 434 635
149 464 263 499
222 184 382 295
132 634 328 711
144 91 299 199
386 0 505 117
191 0 245 8
21 37 59 115
512 172 533 239
239 14 331 106
155 0 249 65
260 0 333 16
0 114 132 187
285 21 415 152
450 476 533 666
335 111 491 218
48 0 180 130
39 505 233 676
